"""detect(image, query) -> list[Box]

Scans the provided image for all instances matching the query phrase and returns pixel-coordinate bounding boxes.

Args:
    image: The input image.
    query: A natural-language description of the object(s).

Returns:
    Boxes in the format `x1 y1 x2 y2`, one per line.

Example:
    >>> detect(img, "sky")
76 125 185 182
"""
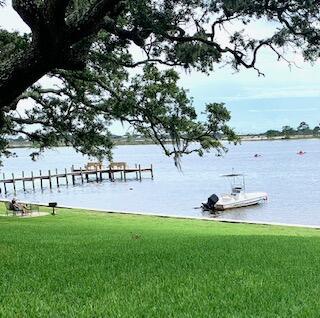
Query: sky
1 2 320 135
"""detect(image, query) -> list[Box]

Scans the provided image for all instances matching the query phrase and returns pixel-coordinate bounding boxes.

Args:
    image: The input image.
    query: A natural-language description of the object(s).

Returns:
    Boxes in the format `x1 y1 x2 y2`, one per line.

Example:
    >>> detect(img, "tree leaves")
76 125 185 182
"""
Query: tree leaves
4 57 238 164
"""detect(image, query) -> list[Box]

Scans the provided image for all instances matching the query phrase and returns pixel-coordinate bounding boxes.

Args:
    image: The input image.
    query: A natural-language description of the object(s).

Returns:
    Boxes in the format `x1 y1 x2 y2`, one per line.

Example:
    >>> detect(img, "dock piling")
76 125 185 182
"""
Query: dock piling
48 170 52 189
65 168 68 186
3 173 6 194
12 173 16 193
31 171 35 190
80 168 84 184
22 171 26 191
135 164 138 180
138 164 142 181
39 170 43 190
95 167 99 182
123 166 127 182
56 169 59 188
71 166 75 185
108 167 112 181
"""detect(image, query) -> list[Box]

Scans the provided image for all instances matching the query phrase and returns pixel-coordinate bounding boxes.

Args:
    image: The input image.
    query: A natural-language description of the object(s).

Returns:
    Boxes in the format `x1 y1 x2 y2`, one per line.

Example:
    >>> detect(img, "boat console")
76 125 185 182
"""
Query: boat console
231 186 244 195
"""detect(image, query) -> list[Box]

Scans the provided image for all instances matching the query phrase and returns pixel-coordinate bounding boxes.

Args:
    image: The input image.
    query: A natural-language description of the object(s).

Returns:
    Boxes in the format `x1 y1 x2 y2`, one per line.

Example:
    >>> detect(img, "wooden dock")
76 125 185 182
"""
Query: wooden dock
0 164 153 194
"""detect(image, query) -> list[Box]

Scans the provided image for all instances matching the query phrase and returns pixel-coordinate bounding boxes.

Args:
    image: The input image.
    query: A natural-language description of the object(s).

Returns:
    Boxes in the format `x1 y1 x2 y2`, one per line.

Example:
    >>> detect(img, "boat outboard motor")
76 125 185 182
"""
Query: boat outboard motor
203 194 219 210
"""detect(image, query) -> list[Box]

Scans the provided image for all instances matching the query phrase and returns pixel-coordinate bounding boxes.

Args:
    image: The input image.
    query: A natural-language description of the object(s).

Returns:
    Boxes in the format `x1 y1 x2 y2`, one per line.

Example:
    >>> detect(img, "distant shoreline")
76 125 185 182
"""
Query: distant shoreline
7 134 319 149
240 134 320 142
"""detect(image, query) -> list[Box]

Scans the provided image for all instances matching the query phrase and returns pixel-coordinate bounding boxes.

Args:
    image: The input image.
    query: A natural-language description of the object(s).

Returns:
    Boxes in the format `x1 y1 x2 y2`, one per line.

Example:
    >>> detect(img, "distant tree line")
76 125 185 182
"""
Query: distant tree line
264 122 320 138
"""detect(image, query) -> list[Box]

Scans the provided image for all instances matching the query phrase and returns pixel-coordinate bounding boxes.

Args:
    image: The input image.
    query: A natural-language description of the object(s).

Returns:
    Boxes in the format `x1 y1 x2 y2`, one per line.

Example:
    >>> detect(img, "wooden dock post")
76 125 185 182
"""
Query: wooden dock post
71 166 75 185
3 173 7 194
138 164 142 181
123 166 126 182
31 171 35 190
65 168 69 186
95 167 99 182
80 168 84 184
150 164 154 179
22 171 26 191
39 170 43 190
48 170 52 189
56 169 60 188
12 173 16 193
71 172 75 186
135 164 138 180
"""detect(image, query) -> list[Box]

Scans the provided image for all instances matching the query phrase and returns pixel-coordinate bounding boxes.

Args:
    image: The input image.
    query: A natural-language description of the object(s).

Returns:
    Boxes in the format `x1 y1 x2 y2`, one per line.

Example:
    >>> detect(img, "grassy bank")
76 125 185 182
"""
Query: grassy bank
1 206 320 317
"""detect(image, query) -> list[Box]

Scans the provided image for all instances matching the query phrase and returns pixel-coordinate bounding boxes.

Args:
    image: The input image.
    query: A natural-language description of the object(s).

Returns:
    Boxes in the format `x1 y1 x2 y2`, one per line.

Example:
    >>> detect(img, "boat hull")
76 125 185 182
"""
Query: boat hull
214 192 267 211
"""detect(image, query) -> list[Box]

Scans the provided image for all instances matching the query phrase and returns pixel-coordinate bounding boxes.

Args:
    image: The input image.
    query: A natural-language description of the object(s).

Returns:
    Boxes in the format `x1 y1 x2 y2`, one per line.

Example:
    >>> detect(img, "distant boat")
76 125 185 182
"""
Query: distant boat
297 150 306 155
202 173 268 211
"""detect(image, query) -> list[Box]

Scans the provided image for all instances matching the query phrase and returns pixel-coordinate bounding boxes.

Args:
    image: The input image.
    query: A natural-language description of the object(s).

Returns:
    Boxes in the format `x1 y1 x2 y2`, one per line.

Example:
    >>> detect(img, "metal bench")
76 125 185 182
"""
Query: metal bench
85 162 104 171
109 162 128 170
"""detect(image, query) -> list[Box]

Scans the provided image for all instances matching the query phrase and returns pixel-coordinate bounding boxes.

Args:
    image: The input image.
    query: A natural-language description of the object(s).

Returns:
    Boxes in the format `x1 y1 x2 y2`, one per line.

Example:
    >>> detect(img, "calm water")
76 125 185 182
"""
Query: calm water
1 139 320 225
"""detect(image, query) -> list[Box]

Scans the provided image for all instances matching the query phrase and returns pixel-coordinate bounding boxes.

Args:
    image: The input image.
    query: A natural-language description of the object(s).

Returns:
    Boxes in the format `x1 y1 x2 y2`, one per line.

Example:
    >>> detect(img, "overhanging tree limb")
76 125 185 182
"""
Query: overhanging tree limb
67 0 124 41
12 0 41 31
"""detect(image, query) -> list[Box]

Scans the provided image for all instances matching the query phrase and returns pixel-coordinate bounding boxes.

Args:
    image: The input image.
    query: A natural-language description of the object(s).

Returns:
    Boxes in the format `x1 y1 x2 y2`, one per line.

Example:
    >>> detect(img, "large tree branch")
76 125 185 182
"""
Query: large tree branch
12 0 42 31
43 0 71 39
163 32 272 75
0 1 128 112
102 17 151 47
67 0 124 42
10 116 48 125
46 0 70 23
0 48 50 111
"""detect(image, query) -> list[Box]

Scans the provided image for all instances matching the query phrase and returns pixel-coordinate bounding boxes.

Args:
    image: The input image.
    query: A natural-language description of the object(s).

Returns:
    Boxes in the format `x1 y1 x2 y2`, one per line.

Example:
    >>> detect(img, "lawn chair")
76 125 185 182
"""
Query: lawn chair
4 201 18 216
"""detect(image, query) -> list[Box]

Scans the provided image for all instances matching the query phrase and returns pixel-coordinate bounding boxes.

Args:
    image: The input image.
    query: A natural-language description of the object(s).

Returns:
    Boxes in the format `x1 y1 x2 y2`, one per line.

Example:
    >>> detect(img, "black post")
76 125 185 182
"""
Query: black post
56 168 59 188
31 171 35 191
3 173 7 194
48 170 52 189
12 173 16 193
40 170 43 190
22 171 26 191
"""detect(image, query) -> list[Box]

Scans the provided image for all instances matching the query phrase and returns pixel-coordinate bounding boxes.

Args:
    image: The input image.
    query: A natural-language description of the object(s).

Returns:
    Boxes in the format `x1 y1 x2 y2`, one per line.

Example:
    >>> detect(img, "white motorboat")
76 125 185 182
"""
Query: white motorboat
203 173 268 211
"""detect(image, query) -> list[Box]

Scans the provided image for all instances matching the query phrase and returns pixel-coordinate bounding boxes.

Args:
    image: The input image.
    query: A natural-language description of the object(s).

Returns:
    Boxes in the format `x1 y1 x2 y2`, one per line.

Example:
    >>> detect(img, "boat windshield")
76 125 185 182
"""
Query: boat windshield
221 173 246 193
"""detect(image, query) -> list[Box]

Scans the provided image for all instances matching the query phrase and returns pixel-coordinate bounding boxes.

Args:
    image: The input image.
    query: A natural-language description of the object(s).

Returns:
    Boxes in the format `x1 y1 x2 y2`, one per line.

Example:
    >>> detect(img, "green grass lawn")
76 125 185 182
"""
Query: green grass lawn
1 205 320 317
